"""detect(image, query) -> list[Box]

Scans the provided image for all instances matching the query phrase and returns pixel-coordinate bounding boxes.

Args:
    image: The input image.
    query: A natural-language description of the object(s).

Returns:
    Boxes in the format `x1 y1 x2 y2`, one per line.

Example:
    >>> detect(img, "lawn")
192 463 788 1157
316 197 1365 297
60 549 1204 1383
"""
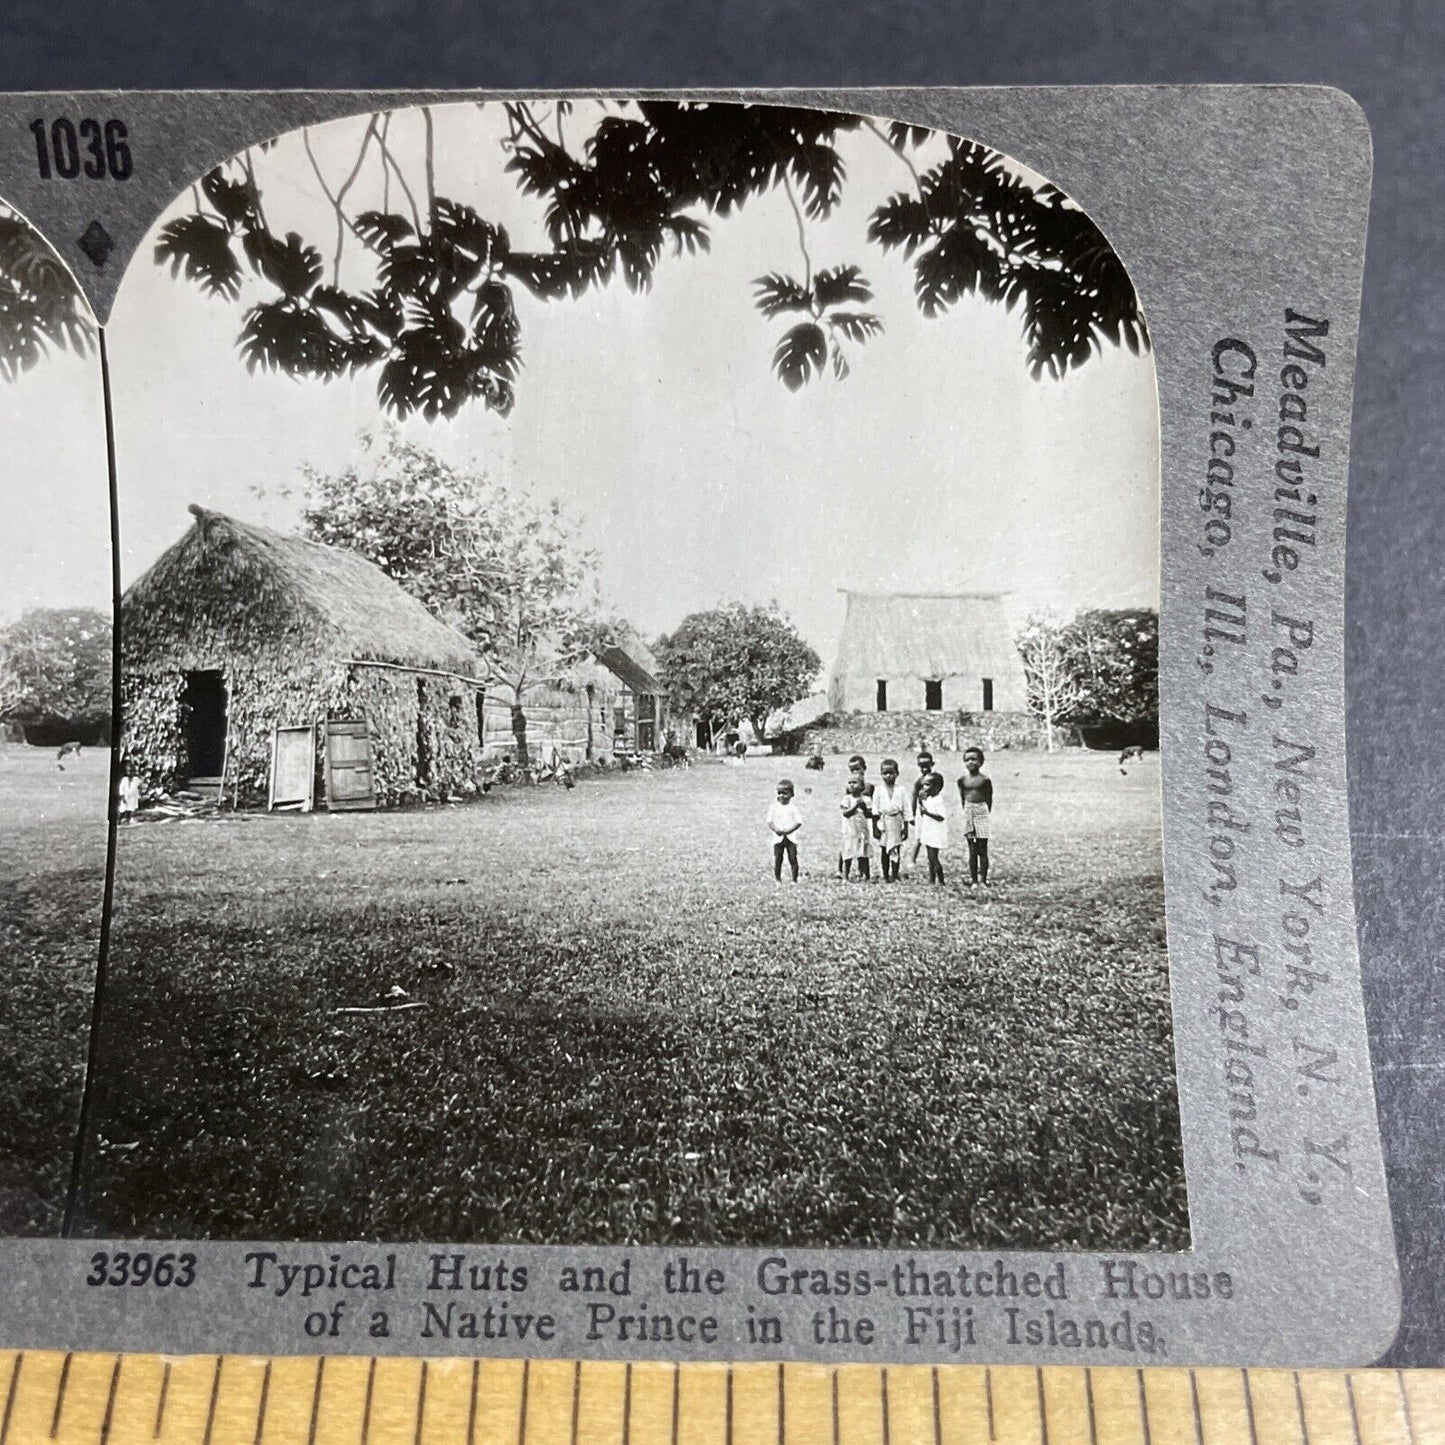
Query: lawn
74 749 1187 1251
0 746 109 1235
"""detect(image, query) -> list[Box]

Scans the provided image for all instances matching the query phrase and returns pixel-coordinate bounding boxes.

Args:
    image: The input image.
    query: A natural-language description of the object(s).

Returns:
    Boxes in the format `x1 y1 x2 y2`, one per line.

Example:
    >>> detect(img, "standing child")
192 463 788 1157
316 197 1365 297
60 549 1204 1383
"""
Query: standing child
872 757 909 881
838 777 872 880
848 754 876 880
916 772 949 884
956 746 994 886
767 778 803 881
908 749 935 874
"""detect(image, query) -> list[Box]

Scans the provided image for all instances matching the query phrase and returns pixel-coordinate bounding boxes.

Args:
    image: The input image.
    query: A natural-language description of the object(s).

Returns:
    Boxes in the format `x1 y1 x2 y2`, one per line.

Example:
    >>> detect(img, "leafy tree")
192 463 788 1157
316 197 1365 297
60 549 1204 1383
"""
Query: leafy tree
0 645 24 725
152 101 1147 416
654 603 820 747
0 209 93 380
301 432 610 765
0 607 112 736
1066 608 1158 725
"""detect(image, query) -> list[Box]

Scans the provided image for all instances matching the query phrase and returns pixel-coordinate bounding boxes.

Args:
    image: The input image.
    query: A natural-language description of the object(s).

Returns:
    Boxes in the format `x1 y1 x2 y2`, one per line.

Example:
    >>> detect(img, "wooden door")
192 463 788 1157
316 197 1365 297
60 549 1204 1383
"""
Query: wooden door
269 724 316 811
325 719 376 811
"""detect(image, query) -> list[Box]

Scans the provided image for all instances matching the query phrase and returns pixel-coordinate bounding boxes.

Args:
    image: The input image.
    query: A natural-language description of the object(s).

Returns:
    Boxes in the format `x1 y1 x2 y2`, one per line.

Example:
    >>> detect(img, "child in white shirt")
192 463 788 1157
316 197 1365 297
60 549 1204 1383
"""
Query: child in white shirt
916 771 949 884
767 778 803 881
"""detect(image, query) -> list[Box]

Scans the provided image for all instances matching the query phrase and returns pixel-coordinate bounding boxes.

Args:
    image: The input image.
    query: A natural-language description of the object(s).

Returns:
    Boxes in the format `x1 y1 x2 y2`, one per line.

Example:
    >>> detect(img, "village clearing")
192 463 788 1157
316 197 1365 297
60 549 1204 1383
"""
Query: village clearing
0 747 107 1234
63 749 1186 1250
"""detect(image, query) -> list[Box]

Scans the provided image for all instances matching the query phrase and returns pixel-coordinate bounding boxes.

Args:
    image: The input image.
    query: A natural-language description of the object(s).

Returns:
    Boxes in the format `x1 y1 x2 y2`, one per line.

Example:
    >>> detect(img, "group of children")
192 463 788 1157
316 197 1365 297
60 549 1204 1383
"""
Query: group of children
765 748 994 887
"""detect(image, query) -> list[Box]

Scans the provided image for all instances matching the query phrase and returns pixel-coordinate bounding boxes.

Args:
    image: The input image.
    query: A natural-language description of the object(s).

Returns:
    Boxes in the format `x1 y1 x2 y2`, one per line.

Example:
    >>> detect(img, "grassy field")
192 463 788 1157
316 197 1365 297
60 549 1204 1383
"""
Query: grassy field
75 749 1187 1250
0 746 108 1235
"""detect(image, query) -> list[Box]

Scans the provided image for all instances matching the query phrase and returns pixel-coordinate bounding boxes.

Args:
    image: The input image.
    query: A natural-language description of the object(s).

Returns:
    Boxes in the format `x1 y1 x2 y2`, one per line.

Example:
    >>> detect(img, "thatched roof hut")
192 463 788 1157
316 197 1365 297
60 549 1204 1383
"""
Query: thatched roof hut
121 506 485 807
827 590 1028 717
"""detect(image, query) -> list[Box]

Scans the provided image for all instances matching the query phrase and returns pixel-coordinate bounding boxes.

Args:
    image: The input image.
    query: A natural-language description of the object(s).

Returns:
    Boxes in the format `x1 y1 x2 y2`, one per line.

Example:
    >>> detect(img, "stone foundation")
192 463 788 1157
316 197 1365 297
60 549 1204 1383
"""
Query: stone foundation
791 709 1073 756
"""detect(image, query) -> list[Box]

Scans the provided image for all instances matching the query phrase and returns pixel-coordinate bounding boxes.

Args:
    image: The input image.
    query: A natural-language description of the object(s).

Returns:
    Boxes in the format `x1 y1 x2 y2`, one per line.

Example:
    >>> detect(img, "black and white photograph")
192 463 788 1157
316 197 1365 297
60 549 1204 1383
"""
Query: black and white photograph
45 99 1183 1251
0 208 110 1234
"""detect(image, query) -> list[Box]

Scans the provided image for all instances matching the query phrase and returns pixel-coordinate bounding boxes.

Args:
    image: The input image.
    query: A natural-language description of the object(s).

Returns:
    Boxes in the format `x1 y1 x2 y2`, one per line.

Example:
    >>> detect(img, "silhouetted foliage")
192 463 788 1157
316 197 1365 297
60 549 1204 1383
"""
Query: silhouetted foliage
151 101 1148 416
0 211 93 380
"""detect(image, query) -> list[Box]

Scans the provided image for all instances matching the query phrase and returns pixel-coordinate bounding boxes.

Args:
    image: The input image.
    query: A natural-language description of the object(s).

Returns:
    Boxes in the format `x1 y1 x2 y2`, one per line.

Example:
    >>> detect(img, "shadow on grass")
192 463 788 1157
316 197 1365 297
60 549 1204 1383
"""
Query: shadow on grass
75 871 1186 1249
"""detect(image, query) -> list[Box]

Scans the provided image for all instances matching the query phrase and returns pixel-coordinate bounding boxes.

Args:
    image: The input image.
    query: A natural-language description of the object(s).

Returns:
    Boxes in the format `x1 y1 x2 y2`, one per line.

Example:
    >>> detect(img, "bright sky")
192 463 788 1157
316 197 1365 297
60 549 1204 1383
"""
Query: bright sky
2 102 1160 667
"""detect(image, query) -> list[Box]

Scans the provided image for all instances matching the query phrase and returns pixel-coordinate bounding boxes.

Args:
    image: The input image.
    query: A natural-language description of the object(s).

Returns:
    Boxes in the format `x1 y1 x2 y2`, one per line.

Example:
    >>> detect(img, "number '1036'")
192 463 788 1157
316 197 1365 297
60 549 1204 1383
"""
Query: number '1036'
30 118 132 180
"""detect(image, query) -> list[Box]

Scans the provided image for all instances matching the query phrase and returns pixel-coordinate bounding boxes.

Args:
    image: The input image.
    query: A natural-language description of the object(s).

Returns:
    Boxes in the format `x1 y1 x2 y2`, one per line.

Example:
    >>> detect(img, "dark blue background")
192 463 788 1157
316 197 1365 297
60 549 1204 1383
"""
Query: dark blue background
2 0 1439 1365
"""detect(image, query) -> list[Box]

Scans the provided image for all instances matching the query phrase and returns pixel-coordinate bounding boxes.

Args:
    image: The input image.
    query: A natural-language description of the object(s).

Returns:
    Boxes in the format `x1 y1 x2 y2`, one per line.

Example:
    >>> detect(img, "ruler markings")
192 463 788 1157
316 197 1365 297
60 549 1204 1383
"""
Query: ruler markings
1395 1371 1416 1445
0 1356 1443 1445
96 1357 122 1445
50 1352 73 1438
306 1359 325 1445
51 1353 76 1440
360 1359 376 1445
200 1356 223 1445
154 1361 170 1442
1 1353 24 1445
252 1362 270 1445
1343 1375 1362 1445
1188 1370 1204 1445
414 1361 429 1445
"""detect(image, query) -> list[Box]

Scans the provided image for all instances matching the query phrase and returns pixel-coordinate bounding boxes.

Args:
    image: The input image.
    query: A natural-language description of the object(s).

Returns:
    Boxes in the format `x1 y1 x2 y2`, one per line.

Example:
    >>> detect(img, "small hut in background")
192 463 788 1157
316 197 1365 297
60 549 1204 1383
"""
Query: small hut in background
828 590 1028 717
475 640 667 763
121 506 484 808
476 657 619 764
596 642 668 752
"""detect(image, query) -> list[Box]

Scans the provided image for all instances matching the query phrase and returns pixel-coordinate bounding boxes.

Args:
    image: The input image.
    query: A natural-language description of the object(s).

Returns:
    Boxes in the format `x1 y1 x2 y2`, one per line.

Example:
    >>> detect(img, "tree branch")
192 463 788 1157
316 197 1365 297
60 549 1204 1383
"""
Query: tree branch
781 175 813 296
332 115 379 285
375 118 422 234
240 149 269 233
422 106 436 220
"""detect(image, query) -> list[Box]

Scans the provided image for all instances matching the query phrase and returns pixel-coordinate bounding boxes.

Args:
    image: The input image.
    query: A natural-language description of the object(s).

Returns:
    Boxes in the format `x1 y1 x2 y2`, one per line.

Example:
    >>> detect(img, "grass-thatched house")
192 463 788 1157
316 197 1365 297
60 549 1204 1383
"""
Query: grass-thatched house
121 505 485 807
828 590 1028 718
474 641 668 763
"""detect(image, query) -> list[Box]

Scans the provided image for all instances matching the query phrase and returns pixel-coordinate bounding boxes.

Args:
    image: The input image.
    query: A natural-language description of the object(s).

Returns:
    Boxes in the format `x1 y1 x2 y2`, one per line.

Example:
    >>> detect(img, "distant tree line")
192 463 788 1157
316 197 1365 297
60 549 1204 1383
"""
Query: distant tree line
1017 608 1158 752
0 607 112 745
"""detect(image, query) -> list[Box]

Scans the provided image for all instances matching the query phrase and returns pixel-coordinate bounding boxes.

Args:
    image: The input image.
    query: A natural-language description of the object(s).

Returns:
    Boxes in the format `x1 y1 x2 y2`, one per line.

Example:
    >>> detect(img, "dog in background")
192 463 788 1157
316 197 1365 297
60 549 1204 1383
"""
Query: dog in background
56 741 83 769
1119 745 1146 774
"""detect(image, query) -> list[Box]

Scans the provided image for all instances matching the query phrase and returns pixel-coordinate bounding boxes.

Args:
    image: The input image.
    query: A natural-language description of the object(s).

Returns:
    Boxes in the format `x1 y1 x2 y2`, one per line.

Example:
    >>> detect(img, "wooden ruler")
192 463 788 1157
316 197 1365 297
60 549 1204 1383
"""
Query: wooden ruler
1 1354 1441 1445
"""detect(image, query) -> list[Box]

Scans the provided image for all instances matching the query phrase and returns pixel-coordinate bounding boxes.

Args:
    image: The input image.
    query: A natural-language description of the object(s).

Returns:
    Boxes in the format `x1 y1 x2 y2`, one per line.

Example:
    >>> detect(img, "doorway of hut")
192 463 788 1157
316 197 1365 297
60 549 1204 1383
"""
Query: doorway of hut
181 669 228 795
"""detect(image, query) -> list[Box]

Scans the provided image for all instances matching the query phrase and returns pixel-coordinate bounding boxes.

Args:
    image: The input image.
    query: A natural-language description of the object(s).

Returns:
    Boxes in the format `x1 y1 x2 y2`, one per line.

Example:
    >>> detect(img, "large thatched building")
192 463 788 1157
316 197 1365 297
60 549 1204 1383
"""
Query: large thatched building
828 590 1028 717
121 506 485 807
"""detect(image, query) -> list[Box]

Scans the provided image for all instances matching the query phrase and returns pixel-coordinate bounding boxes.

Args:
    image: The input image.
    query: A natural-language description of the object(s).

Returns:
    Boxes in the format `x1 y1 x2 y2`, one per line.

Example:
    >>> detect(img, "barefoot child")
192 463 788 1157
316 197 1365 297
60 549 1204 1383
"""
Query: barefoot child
916 771 948 884
872 757 909 881
847 754 875 880
767 779 803 881
908 749 935 873
957 746 994 886
839 776 871 880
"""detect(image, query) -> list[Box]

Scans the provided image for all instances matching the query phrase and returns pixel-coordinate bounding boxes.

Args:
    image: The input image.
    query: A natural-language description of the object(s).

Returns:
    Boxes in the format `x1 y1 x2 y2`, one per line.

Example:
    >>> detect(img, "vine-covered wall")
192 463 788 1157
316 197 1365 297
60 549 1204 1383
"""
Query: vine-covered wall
123 656 486 808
